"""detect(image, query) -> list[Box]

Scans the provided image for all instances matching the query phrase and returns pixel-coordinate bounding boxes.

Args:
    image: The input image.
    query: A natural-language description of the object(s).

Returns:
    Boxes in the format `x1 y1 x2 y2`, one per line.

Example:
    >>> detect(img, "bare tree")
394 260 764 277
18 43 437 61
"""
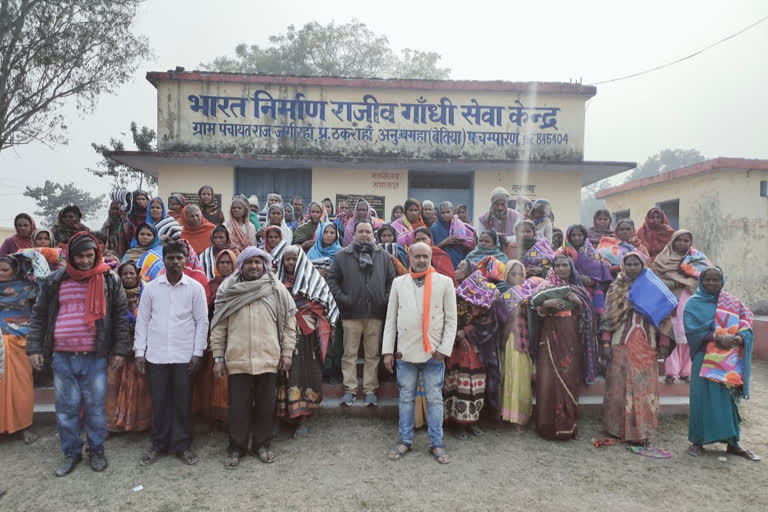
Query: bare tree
87 121 157 191
0 0 152 152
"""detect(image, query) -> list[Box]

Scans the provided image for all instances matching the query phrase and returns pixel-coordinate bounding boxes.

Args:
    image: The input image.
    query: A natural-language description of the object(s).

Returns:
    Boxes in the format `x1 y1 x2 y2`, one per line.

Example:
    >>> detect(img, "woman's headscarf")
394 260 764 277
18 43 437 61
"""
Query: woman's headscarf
179 205 216 256
390 204 403 222
587 209 613 246
168 193 187 221
390 198 425 247
213 249 238 279
267 203 293 244
465 228 508 264
227 196 257 252
128 190 148 227
307 222 342 261
651 229 710 295
600 251 646 334
121 223 162 263
528 199 552 227
284 203 298 230
342 198 383 246
636 208 675 258
52 205 88 247
558 224 613 283
198 185 221 220
33 229 53 248
117 260 142 315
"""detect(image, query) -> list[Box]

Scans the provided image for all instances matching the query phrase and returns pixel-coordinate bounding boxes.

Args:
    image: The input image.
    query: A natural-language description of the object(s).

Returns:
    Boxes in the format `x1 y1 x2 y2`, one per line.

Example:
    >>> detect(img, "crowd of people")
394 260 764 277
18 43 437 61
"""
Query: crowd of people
0 183 760 476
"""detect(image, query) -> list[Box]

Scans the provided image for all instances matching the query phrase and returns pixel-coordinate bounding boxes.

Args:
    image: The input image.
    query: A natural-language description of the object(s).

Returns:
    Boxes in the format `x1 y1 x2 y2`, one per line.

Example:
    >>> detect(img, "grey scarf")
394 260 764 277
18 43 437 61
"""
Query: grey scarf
353 240 376 270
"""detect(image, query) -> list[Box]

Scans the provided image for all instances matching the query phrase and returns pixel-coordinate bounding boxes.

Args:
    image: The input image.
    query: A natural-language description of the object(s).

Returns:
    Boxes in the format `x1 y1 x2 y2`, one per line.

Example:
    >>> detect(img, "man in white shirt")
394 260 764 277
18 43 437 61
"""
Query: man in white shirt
382 242 457 464
134 240 209 466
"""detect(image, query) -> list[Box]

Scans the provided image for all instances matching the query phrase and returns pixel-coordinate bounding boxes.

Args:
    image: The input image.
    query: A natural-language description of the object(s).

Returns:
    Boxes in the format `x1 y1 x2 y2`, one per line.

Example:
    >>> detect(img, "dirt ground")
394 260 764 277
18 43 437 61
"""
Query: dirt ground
2 363 767 512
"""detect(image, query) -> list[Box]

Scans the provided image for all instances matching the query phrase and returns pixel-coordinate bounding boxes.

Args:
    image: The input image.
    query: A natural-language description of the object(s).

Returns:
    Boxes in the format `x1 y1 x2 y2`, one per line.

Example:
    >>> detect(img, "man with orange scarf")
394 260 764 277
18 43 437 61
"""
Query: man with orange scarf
383 242 457 465
27 232 130 477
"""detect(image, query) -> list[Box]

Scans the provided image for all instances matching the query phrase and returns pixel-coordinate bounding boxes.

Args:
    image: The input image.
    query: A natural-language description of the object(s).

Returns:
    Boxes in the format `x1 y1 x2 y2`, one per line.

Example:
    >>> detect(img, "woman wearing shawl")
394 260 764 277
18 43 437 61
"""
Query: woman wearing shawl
505 220 553 278
121 223 162 264
527 199 553 244
52 205 90 249
375 225 409 276
342 198 383 246
390 204 404 222
293 201 328 249
652 229 712 383
33 229 53 248
200 225 238 280
180 204 216 256
283 204 298 231
118 190 149 256
637 208 675 259
495 261 543 428
105 261 152 432
431 202 475 269
600 252 670 445
146 197 182 242
456 204 471 224
167 194 187 221
227 196 257 252
465 229 508 265
307 222 342 277
587 209 614 247
597 218 649 276
257 204 293 245
556 224 613 337
262 225 285 255
684 267 759 461
275 246 338 437
390 198 426 248
321 198 335 220
198 185 225 225
530 254 596 440
0 214 36 256
0 254 38 444
444 260 500 439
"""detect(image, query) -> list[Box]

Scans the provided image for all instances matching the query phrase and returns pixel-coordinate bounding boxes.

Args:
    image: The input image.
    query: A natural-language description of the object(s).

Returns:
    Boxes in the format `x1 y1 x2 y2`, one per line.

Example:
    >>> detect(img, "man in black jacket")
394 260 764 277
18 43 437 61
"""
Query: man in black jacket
327 220 395 407
27 232 130 477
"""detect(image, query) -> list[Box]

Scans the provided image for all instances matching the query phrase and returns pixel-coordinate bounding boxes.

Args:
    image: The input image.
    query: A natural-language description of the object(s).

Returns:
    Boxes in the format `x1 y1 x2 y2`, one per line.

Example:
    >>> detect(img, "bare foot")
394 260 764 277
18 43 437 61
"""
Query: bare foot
23 429 39 445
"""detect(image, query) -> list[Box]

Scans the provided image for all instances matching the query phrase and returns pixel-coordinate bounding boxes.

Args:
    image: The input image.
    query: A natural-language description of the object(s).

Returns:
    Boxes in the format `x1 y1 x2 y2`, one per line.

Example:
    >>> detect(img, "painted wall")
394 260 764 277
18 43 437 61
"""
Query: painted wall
311 168 408 218
156 79 586 161
603 168 768 312
155 164 235 218
473 169 582 227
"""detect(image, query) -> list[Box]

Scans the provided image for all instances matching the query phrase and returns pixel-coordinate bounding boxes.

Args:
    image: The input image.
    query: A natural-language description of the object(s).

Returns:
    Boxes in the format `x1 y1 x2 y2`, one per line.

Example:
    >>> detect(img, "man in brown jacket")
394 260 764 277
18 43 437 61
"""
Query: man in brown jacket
210 247 297 468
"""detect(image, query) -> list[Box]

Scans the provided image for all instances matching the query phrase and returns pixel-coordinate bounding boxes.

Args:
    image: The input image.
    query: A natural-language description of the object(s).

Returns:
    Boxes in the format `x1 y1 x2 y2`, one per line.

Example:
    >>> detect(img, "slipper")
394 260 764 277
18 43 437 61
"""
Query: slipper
430 446 451 465
256 447 275 464
593 438 622 448
224 453 240 470
387 443 411 461
687 444 704 457
727 445 762 462
469 425 483 437
627 446 673 459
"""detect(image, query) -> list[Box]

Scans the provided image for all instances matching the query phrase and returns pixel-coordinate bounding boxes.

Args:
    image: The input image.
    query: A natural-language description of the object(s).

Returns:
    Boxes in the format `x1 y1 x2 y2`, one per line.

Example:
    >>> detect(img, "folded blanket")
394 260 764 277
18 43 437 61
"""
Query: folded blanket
628 268 678 327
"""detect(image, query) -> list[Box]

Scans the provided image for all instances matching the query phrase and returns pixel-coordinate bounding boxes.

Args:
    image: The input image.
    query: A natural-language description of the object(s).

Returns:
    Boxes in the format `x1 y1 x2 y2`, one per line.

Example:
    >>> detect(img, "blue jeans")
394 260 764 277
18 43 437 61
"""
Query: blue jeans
52 352 108 457
396 358 445 448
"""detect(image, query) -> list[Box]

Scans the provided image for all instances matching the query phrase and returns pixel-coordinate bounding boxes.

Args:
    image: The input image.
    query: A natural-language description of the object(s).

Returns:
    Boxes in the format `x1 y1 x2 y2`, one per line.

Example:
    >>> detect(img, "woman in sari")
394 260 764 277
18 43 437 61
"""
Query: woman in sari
455 204 471 224
684 267 759 461
118 190 149 255
598 219 649 276
200 225 237 280
527 199 553 244
587 209 614 247
198 185 225 225
180 204 216 256
307 222 342 278
466 229 509 265
283 204 298 231
0 214 36 255
293 201 328 249
445 261 500 439
652 229 712 383
530 254 595 440
505 220 553 278
600 252 670 445
121 223 162 264
146 197 182 242
342 198 383 246
390 198 426 248
258 204 293 245
105 261 152 432
496 261 543 429
636 207 675 259
226 195 257 252
0 255 38 444
375 225 408 275
167 193 187 221
557 224 613 338
52 205 90 249
275 246 339 437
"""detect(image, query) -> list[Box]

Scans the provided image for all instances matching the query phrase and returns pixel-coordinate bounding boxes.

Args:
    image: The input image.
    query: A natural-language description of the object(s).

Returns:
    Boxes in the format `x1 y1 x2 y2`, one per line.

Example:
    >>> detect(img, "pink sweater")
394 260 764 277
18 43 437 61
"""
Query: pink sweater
54 280 97 352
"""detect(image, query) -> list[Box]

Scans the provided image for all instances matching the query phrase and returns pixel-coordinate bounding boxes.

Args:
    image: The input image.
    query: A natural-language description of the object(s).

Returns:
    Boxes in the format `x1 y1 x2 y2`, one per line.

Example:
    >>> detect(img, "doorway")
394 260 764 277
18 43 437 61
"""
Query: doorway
407 171 474 218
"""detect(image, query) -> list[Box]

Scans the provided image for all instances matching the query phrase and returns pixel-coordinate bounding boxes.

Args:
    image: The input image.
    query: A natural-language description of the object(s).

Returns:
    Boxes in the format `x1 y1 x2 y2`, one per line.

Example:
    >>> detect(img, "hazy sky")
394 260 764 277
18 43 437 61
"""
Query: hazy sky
1 0 766 226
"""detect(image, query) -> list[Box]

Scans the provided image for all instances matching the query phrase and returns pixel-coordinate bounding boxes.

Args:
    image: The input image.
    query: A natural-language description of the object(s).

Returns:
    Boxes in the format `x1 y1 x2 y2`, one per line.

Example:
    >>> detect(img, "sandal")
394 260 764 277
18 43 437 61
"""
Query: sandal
224 452 240 470
430 446 451 465
292 421 309 440
727 444 762 461
387 443 411 461
469 424 483 437
256 447 275 464
687 444 704 457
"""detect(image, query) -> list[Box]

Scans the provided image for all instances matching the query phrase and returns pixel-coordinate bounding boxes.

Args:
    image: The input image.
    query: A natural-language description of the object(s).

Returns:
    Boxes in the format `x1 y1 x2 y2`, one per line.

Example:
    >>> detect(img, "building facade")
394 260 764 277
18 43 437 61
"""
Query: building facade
597 158 768 313
113 69 633 227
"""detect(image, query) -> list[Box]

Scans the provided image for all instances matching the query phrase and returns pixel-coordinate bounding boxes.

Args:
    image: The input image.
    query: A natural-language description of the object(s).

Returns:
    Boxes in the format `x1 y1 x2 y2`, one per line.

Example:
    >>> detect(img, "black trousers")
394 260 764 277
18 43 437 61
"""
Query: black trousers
228 372 277 455
146 362 192 454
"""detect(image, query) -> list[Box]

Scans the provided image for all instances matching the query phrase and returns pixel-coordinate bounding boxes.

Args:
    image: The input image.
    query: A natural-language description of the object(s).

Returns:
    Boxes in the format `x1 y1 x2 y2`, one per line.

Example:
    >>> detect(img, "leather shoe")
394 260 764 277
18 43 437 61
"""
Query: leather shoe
89 452 108 472
55 455 82 477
